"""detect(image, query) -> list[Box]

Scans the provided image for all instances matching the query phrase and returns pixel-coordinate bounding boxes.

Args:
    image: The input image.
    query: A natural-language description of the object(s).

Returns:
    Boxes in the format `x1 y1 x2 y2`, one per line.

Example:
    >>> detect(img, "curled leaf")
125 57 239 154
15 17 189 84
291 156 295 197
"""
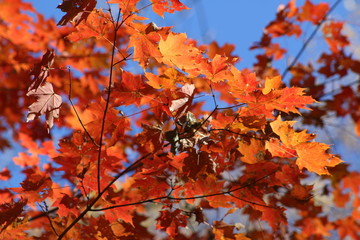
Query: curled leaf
170 84 195 119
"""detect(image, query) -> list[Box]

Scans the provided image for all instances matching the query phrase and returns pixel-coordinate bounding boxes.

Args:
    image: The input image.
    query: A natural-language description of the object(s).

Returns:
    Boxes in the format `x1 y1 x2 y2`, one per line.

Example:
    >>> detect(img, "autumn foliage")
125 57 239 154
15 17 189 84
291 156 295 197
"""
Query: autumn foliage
0 0 359 239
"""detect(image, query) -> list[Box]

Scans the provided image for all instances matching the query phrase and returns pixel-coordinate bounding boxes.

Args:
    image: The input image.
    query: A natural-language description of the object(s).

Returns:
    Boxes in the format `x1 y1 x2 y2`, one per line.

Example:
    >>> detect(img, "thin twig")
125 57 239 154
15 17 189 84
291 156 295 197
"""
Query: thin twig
90 171 277 211
38 202 59 236
228 193 275 209
218 103 246 110
67 67 100 148
321 77 360 98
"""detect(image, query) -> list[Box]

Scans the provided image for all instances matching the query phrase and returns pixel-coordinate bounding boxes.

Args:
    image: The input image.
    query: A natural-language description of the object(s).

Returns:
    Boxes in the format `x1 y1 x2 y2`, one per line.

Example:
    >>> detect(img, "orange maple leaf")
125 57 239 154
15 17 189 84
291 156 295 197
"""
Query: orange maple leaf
270 117 342 175
238 138 265 164
128 23 171 68
262 75 282 95
270 117 316 147
109 0 140 15
296 142 342 175
13 152 39 167
145 71 176 90
322 21 349 53
150 0 189 17
67 9 111 42
159 32 202 73
298 0 329 24
203 54 233 82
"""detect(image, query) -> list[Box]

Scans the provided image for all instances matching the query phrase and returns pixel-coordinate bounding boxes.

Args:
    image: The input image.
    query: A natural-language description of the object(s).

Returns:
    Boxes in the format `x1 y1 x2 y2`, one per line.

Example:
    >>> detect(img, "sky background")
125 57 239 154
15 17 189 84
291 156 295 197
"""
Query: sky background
1 0 360 188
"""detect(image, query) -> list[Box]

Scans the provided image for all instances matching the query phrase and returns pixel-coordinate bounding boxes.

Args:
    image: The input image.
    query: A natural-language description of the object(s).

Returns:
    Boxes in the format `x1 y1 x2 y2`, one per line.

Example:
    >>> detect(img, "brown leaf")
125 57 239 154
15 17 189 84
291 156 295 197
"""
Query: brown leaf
28 49 55 91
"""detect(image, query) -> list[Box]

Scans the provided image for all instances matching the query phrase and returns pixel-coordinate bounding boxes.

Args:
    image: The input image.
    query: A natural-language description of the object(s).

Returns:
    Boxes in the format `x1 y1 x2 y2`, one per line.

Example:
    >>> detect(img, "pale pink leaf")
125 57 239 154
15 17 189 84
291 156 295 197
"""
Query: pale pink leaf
26 82 62 132
170 84 195 119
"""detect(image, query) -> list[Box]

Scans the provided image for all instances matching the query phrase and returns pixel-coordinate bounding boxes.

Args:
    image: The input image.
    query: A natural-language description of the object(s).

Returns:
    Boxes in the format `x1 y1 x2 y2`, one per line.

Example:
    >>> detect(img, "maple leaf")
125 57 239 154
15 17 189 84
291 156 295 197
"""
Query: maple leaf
208 41 238 63
0 199 27 233
109 0 140 15
52 193 81 217
0 168 11 181
150 0 189 17
298 0 329 25
28 49 55 91
261 206 287 230
238 138 265 164
270 118 316 148
270 117 343 175
156 209 187 237
265 20 302 38
145 69 177 90
203 54 233 82
336 216 360 240
57 0 97 26
182 151 216 179
260 87 315 115
342 172 360 209
13 152 39 167
262 75 282 95
26 82 62 131
170 83 195 119
12 169 53 205
159 32 202 73
128 22 171 68
67 9 111 42
137 124 164 152
301 217 333 238
322 21 349 53
213 221 250 240
265 43 287 60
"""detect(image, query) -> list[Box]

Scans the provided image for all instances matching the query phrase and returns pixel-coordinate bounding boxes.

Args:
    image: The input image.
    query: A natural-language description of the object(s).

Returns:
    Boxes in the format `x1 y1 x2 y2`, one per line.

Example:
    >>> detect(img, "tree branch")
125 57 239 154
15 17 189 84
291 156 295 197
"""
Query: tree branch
67 67 100 148
96 10 122 194
89 171 277 212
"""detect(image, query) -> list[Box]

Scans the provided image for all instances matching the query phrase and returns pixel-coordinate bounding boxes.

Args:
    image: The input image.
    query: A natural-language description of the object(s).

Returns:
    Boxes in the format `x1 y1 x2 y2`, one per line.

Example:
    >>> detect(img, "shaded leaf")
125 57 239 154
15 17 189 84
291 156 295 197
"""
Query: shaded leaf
0 199 27 233
28 49 55 91
57 0 97 26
